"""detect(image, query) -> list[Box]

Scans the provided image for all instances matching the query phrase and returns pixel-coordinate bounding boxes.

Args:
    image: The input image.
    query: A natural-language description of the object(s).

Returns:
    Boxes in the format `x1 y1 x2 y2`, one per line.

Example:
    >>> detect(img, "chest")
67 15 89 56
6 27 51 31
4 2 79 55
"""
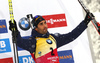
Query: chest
35 35 57 58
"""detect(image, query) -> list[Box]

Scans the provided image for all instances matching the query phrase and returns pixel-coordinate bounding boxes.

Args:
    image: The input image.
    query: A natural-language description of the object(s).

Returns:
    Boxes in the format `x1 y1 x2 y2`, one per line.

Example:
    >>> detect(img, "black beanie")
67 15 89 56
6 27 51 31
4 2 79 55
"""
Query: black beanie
32 15 45 28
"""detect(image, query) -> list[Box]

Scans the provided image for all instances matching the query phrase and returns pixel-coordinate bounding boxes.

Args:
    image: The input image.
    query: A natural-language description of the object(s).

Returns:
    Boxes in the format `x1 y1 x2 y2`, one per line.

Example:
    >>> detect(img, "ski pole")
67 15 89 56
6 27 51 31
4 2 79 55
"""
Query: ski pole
8 0 19 63
78 0 100 35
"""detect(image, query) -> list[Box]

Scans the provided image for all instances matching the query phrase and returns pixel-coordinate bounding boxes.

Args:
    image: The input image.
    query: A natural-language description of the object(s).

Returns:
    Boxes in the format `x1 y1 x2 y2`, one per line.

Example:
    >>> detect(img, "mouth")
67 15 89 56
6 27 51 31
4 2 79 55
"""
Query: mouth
44 27 47 31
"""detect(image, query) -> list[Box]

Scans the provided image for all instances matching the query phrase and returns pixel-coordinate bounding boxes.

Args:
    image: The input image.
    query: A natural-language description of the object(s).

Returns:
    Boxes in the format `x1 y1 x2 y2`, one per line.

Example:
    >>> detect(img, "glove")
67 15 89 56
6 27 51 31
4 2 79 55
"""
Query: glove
84 12 93 25
9 20 18 32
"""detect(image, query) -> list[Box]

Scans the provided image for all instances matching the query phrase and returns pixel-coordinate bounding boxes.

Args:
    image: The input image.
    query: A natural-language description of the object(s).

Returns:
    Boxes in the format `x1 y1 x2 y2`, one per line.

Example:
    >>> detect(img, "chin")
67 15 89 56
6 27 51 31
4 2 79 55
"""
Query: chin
44 31 48 34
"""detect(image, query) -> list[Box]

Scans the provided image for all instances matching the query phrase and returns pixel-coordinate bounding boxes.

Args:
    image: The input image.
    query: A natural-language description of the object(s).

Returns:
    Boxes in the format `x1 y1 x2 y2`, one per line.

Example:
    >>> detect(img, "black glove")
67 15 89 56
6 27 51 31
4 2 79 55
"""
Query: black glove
9 20 18 32
84 12 93 25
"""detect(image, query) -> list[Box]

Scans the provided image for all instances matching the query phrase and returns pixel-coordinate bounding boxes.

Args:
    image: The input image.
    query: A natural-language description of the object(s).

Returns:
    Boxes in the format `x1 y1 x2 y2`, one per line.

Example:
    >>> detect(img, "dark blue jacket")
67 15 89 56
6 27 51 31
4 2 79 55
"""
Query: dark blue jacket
17 21 87 53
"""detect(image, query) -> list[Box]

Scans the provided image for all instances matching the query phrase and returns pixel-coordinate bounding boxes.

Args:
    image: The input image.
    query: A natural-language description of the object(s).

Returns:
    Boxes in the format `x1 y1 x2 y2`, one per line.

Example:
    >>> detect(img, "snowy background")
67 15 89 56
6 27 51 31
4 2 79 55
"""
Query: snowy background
82 0 100 12
82 0 100 63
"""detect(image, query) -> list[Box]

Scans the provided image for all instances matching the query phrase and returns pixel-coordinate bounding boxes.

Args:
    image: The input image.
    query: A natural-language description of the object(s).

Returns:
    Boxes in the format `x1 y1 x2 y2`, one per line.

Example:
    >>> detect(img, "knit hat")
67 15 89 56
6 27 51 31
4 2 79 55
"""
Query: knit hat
32 15 45 28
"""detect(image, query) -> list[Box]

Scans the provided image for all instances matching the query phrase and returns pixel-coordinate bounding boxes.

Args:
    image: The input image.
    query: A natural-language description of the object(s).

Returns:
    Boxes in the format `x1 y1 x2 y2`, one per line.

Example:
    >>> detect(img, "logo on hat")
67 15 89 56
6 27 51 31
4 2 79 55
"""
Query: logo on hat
19 17 30 30
35 17 40 21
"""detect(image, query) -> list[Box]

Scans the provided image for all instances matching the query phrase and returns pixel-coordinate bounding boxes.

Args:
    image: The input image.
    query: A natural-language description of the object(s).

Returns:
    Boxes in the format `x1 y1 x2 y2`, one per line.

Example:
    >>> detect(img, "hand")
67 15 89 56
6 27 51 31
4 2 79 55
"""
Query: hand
84 12 93 25
9 20 18 32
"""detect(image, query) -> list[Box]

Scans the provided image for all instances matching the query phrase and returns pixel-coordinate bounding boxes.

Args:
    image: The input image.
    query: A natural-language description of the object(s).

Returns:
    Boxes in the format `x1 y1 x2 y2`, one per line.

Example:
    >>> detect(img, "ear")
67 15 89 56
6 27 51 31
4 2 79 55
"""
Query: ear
35 28 38 31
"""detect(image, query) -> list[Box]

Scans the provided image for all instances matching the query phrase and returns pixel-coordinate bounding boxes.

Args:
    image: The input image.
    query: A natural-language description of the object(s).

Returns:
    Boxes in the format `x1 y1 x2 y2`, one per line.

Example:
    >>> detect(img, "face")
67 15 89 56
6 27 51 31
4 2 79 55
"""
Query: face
35 20 48 34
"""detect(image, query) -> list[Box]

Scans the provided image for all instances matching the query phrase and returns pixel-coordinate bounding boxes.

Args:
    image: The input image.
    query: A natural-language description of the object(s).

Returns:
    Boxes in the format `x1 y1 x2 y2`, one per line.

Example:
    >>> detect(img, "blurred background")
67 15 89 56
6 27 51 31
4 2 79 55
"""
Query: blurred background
82 0 100 63
82 0 100 21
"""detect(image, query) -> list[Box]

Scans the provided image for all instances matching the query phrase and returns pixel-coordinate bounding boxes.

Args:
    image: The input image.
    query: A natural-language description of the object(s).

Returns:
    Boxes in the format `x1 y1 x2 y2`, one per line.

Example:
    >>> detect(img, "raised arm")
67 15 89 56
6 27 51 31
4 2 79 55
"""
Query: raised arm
52 12 92 48
53 21 87 48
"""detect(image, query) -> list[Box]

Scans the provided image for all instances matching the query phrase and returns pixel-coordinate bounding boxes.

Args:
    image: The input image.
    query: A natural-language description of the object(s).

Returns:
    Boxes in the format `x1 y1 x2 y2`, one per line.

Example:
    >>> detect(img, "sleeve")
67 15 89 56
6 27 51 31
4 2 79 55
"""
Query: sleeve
16 32 36 53
52 21 87 48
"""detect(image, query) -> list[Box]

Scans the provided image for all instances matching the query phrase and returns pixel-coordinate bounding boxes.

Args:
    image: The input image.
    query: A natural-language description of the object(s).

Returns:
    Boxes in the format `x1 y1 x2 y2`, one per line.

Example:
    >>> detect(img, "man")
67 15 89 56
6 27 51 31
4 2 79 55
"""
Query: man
9 12 92 63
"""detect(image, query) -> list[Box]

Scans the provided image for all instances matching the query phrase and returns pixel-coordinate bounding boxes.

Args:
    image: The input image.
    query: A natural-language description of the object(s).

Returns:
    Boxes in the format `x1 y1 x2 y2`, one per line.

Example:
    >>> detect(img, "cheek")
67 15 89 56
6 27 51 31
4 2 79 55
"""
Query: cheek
38 26 44 31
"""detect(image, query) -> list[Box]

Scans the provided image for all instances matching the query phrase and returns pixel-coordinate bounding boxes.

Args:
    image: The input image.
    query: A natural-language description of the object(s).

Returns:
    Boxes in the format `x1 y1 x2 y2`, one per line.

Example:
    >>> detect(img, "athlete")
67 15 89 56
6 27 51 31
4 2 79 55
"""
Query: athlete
9 12 92 63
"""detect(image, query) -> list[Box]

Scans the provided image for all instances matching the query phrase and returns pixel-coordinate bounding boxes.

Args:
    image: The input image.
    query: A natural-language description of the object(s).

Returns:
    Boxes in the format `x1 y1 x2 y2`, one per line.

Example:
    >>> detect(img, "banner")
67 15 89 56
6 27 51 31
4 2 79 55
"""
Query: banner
0 0 93 63
58 50 74 63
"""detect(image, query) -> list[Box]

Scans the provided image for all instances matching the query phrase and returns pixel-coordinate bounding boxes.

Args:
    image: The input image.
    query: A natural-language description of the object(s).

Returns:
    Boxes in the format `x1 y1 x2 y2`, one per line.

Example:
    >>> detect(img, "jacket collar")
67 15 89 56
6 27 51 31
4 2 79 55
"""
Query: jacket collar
31 29 49 38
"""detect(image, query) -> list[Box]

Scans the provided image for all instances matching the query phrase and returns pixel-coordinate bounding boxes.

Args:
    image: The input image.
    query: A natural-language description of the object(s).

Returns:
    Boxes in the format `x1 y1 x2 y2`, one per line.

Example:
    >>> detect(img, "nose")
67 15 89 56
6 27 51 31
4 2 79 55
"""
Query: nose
43 23 47 27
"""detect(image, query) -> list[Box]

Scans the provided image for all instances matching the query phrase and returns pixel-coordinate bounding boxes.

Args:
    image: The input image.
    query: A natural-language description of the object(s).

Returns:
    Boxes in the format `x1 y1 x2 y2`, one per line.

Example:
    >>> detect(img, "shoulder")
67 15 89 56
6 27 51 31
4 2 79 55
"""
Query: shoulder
50 33 60 37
